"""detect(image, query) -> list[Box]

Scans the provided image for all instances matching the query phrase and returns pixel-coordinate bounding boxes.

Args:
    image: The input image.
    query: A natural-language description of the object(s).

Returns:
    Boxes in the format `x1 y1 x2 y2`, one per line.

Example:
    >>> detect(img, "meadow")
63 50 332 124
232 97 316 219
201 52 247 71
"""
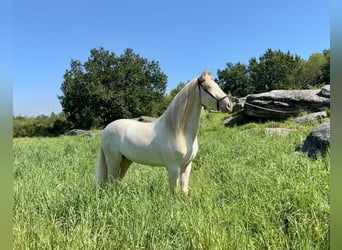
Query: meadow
13 113 330 249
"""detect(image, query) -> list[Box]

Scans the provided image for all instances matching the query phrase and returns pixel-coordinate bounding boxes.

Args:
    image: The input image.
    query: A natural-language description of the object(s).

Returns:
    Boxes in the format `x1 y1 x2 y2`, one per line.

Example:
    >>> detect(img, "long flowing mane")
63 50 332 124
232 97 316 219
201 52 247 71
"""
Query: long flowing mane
158 78 199 135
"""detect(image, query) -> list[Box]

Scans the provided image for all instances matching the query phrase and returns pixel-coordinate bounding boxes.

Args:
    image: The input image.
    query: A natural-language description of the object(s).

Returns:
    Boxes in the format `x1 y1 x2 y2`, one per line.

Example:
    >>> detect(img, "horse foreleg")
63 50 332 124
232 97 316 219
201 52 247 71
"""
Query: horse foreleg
180 162 192 195
167 165 180 193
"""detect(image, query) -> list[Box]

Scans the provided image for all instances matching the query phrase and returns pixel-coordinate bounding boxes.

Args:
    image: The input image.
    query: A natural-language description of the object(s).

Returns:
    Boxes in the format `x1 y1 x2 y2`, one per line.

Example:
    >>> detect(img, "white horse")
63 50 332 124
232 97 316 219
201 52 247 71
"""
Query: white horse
95 70 233 194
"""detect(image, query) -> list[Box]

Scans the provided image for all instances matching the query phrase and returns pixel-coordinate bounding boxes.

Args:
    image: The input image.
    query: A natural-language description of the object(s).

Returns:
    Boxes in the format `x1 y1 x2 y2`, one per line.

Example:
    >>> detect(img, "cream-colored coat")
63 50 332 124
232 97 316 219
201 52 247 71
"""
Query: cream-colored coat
95 70 233 194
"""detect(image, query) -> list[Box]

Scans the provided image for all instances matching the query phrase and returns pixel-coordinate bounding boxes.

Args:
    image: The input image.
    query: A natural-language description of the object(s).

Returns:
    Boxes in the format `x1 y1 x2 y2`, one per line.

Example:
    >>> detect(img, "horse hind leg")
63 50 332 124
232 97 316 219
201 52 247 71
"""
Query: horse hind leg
103 150 123 179
119 156 132 179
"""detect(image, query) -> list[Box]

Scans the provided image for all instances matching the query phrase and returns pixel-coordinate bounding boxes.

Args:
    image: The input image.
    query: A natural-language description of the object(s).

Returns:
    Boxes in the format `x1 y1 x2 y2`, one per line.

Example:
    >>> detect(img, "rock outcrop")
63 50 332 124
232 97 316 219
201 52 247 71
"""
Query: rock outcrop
243 87 330 119
318 85 330 98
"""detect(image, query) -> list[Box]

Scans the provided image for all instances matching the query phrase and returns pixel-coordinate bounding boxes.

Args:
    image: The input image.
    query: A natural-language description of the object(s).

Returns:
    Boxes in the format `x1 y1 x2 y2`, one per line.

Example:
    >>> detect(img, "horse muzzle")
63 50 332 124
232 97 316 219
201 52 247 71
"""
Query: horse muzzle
219 97 233 113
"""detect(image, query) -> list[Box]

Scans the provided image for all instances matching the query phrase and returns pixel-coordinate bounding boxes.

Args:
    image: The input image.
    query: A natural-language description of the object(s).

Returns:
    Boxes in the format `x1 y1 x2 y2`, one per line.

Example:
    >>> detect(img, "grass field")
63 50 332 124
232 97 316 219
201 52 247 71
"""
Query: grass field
13 113 330 249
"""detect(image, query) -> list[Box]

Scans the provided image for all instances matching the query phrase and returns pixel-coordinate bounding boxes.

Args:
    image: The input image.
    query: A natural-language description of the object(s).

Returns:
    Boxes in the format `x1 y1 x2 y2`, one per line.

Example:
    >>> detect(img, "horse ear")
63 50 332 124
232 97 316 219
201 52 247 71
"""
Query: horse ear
209 69 213 77
201 69 207 79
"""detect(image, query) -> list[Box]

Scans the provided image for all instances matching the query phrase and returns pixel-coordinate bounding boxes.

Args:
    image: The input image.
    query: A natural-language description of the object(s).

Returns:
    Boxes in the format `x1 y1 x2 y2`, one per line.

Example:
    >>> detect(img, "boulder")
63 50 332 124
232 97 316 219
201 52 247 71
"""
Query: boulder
244 89 330 119
65 129 87 136
318 85 330 98
265 128 293 136
233 97 246 112
292 111 327 125
64 129 95 138
295 120 330 158
224 114 247 127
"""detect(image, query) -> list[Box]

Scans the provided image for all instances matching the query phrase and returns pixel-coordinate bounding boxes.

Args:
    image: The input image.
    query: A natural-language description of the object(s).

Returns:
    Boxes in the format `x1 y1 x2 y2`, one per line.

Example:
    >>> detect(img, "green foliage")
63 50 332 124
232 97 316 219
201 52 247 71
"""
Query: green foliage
59 47 167 129
217 62 251 97
161 82 188 111
13 113 329 249
13 113 71 138
320 49 330 85
218 48 330 97
249 49 304 92
170 81 186 97
298 52 329 88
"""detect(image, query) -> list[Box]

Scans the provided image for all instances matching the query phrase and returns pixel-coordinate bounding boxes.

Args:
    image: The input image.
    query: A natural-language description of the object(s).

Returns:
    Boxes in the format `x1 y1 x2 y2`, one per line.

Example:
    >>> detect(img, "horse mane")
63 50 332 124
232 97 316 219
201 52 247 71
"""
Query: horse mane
159 77 200 135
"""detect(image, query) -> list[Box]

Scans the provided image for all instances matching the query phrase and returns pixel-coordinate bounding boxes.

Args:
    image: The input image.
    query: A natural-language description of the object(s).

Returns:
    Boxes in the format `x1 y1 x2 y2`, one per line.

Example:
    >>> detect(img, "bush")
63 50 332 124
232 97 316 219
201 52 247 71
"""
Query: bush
13 113 72 138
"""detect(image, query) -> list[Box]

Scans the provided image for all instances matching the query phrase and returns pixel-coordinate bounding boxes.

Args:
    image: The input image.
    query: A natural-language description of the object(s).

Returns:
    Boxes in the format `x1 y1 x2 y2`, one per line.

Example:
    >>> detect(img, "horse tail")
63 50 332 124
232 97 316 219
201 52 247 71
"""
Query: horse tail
94 146 108 183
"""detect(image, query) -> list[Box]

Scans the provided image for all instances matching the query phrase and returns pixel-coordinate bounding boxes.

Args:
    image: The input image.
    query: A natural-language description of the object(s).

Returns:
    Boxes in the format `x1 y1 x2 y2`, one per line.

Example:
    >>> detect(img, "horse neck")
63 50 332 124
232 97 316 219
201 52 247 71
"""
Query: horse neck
182 98 202 141
159 79 202 141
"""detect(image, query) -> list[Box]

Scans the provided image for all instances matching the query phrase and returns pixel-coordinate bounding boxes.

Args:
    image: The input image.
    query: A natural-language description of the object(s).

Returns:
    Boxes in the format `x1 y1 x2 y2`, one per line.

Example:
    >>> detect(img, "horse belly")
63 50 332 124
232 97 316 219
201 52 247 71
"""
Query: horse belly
122 147 164 166
120 140 164 166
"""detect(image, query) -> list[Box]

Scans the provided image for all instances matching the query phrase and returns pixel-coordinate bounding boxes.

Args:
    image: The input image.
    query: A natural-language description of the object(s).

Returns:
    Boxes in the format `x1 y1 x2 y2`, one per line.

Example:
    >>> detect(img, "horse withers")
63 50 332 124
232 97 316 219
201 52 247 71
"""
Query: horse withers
94 70 233 194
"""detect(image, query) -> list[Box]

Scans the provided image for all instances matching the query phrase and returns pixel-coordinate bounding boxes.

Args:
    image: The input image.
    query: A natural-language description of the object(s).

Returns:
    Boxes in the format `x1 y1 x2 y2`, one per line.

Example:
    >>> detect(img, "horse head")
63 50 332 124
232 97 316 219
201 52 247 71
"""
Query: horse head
197 70 233 112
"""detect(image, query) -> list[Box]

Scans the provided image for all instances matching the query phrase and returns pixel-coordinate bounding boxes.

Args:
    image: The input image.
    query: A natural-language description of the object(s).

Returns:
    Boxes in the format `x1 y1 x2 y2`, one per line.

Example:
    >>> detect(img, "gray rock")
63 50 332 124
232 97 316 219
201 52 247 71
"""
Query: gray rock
64 129 95 138
292 111 327 124
295 120 330 158
83 133 96 138
65 129 87 136
244 89 330 119
318 85 330 98
265 128 293 136
224 115 247 127
233 97 246 112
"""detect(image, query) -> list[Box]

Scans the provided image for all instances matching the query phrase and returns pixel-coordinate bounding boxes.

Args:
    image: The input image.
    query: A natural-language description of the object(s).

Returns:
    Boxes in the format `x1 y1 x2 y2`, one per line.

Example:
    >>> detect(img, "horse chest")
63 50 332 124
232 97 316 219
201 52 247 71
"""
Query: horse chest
170 136 198 167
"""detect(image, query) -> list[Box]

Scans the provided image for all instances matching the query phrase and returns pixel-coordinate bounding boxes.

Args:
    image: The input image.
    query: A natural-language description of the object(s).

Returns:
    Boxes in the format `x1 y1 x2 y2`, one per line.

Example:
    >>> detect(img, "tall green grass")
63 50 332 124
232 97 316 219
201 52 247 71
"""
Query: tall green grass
13 113 330 249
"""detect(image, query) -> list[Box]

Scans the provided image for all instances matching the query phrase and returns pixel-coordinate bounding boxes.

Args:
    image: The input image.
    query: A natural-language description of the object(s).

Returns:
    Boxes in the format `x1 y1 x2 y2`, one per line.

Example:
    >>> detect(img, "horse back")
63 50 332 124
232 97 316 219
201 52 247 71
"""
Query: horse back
102 119 165 166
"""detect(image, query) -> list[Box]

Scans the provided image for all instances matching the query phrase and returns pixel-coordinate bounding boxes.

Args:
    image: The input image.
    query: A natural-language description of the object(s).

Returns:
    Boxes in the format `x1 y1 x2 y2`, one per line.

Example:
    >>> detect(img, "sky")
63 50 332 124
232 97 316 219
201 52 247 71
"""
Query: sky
13 0 330 117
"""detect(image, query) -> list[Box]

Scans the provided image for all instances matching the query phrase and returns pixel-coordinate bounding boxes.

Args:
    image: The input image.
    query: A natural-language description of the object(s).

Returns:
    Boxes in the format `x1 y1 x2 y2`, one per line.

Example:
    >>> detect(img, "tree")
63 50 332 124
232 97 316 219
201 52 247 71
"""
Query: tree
299 53 326 88
216 48 330 98
321 49 330 85
158 82 187 114
59 47 167 129
217 62 251 97
170 81 186 97
248 49 303 93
